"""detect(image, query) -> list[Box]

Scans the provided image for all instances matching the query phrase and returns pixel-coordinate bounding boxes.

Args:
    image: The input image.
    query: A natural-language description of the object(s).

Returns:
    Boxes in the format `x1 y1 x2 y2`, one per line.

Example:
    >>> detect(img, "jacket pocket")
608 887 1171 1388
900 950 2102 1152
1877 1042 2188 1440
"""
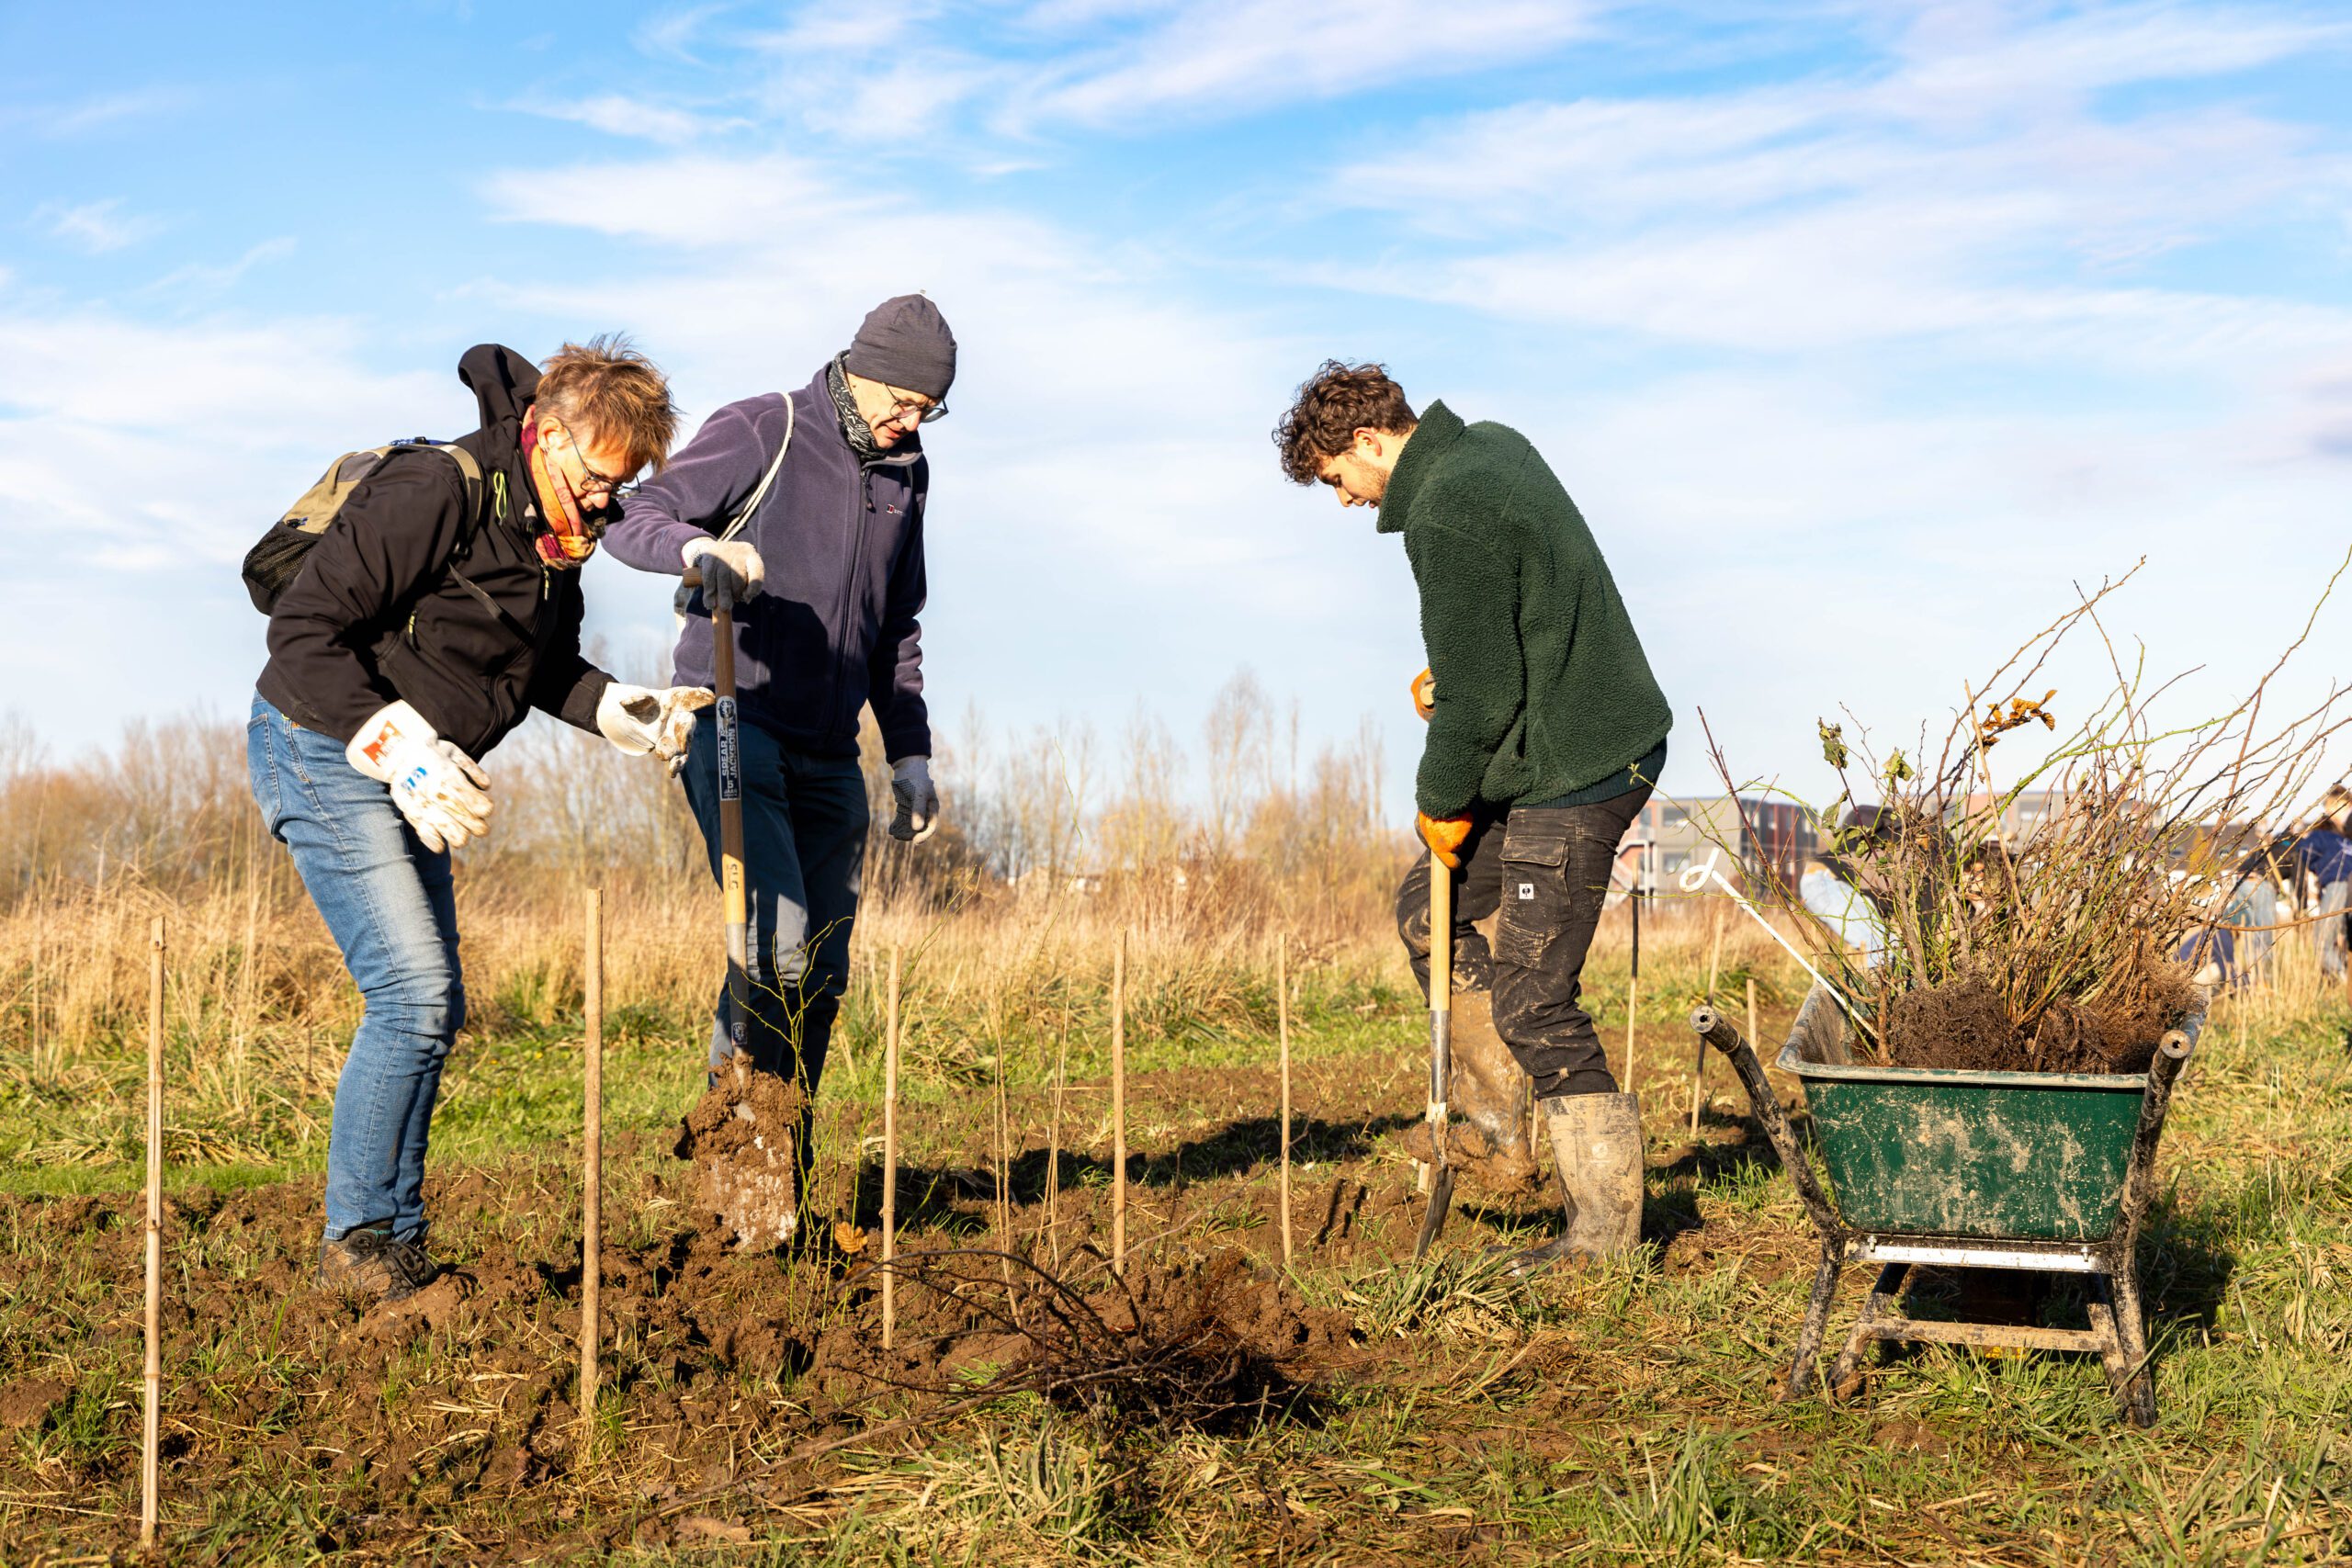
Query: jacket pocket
1495 819 1572 969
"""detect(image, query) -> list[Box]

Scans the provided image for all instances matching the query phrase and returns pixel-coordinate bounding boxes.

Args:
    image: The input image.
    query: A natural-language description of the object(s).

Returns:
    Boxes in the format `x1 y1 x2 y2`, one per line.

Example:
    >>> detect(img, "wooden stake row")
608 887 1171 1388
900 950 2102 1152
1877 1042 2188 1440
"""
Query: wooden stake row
882 948 899 1350
143 918 163 1551
1277 935 1294 1270
580 890 604 1443
1112 931 1128 1271
134 909 1313 1548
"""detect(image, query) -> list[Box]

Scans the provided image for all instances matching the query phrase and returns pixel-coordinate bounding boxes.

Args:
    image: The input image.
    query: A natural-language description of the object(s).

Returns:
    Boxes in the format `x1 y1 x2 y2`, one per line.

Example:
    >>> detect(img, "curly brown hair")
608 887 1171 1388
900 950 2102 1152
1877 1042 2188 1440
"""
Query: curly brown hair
1272 361 1417 485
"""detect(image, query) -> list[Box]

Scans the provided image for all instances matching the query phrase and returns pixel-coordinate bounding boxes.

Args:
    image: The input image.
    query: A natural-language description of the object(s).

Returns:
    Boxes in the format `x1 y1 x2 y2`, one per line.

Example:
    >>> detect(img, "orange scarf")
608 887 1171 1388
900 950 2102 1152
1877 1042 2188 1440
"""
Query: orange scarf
522 422 598 569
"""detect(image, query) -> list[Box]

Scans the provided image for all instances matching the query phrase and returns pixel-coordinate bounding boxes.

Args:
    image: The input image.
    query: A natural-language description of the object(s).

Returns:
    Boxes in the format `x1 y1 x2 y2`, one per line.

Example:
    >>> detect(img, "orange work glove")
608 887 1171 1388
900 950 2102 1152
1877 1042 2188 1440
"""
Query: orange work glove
1417 811 1472 869
1408 666 1435 721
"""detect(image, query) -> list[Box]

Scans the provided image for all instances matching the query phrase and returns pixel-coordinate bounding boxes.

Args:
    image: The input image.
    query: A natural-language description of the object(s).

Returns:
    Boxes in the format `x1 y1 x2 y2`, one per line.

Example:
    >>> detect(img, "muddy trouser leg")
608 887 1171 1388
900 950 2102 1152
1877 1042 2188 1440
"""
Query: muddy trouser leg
1396 813 1502 998
1489 789 1653 1270
1398 818 1533 1173
1489 787 1653 1099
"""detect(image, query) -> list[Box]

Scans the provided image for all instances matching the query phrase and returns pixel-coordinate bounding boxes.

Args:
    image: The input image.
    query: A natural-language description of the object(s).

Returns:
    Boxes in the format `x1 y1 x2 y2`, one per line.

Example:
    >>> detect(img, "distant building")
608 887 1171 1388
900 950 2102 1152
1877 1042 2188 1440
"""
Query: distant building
1620 795 1819 897
1955 788 2071 845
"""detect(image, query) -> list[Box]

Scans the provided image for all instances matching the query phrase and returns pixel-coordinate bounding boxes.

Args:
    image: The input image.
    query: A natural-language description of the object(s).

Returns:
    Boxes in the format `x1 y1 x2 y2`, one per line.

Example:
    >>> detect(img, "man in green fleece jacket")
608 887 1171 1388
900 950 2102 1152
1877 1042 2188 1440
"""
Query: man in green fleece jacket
1275 361 1673 1269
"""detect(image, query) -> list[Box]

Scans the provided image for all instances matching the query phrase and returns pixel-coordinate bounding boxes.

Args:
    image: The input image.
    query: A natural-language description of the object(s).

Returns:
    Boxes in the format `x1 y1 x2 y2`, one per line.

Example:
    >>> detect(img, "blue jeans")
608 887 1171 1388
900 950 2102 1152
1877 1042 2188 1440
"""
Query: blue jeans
681 716 868 1093
247 694 463 1242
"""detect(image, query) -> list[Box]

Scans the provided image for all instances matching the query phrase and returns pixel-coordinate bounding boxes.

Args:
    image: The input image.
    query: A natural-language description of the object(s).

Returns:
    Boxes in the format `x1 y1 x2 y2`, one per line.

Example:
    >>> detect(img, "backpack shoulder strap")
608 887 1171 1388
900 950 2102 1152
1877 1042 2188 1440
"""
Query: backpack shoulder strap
716 393 794 544
392 439 489 547
392 439 537 646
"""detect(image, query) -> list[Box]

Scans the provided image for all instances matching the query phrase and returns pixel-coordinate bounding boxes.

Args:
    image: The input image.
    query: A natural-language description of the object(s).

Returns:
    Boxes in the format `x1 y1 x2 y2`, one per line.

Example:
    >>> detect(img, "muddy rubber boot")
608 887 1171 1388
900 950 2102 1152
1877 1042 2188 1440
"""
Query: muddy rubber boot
1509 1092 1645 1276
1449 990 1541 1190
318 1222 442 1305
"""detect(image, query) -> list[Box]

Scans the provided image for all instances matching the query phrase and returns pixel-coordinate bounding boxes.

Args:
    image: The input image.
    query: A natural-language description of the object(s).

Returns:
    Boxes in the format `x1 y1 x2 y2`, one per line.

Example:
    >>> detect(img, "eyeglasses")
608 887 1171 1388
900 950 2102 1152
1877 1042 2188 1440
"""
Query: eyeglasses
879 384 948 427
550 423 640 502
580 465 641 503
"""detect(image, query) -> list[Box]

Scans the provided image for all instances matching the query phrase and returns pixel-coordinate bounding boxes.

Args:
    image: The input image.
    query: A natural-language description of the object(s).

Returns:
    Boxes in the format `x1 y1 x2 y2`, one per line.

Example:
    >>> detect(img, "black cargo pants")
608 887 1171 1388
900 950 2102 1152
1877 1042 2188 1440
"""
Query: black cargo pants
1396 784 1653 1100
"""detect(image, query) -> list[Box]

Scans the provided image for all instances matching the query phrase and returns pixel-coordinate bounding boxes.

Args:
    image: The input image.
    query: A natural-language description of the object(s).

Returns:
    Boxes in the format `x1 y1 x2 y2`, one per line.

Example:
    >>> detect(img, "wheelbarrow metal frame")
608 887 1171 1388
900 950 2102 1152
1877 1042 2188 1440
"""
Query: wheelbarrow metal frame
1688 1001 2199 1427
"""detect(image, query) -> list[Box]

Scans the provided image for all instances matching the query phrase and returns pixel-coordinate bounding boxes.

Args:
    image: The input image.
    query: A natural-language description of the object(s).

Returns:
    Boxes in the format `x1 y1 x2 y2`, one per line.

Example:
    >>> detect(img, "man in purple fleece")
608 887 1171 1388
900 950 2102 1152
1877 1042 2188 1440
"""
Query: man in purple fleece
604 296 953 1126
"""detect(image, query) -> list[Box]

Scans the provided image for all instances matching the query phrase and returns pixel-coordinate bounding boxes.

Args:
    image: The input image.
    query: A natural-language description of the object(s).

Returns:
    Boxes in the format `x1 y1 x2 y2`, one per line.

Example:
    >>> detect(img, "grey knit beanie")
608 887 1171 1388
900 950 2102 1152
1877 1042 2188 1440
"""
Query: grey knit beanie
843 294 957 400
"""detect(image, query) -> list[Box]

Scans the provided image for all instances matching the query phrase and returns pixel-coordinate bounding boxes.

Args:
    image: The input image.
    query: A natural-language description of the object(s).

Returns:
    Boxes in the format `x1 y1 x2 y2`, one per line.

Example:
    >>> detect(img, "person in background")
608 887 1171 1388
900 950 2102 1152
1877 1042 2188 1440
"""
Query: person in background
2293 784 2350 980
1801 806 1892 964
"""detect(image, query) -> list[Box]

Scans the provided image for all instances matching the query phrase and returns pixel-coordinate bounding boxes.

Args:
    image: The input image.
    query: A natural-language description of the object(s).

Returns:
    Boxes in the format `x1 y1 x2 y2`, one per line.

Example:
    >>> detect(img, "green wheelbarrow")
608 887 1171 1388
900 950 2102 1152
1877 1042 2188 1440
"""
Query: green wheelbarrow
1688 986 2203 1427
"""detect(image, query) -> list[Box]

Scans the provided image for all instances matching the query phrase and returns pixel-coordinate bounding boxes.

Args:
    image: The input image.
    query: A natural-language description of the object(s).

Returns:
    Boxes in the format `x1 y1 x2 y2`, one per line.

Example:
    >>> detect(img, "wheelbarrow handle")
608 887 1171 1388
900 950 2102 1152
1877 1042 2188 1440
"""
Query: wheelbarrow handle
1690 1006 1842 1237
2120 1021 2200 1228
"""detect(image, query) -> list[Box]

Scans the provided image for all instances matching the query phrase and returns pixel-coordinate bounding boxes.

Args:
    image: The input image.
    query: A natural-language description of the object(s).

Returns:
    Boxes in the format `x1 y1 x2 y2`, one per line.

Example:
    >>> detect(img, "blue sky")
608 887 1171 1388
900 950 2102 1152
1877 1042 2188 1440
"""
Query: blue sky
4 0 2348 813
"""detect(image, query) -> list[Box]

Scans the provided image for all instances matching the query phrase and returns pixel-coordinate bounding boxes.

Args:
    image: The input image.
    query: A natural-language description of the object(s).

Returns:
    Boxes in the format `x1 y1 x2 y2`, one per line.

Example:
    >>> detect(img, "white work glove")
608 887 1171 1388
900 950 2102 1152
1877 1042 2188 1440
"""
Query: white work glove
596 682 716 774
345 701 493 853
681 536 765 612
890 756 939 843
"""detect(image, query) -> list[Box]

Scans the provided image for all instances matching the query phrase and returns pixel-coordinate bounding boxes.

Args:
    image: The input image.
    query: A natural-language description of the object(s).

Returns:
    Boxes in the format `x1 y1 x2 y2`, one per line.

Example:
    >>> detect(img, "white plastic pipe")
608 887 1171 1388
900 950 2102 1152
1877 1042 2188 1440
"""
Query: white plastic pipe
1675 850 1866 1029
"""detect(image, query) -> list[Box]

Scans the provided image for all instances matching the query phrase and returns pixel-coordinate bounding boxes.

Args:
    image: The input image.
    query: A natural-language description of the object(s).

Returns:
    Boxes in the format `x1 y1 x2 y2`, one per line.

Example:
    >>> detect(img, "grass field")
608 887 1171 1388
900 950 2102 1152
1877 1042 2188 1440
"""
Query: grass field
4 878 2351 1566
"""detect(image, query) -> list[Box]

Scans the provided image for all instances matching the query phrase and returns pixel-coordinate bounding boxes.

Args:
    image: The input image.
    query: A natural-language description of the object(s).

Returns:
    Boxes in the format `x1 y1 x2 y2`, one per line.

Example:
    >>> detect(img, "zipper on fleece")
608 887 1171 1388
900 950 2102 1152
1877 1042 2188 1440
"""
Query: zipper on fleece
828 462 872 741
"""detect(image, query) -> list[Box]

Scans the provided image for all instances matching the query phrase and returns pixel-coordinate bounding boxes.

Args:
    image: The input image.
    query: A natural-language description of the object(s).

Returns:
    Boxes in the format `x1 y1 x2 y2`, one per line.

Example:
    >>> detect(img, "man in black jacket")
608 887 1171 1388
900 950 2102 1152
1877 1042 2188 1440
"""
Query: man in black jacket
250 338 695 1304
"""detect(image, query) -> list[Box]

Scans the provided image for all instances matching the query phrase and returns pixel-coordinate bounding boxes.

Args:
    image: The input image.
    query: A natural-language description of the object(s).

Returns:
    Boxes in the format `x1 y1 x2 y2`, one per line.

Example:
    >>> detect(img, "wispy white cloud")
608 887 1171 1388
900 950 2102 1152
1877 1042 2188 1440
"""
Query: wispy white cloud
481 152 870 247
7 85 196 139
34 198 164 254
736 0 1601 141
510 93 749 145
137 237 297 299
1012 0 1601 129
633 2 734 63
1305 5 2352 378
1882 2 2346 113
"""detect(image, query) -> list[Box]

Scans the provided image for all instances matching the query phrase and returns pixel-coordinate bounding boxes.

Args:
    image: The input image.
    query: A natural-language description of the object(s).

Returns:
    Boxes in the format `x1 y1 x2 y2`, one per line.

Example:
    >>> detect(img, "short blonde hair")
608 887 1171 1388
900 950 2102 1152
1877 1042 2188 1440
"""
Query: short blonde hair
537 335 680 475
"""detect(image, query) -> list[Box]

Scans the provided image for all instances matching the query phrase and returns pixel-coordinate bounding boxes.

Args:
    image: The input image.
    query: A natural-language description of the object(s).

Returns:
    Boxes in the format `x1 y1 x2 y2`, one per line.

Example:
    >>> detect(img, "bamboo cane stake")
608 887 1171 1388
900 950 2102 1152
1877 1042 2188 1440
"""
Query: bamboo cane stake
1111 931 1127 1272
1277 934 1294 1270
993 1028 1014 1300
141 916 164 1551
233 834 260 1113
1623 889 1642 1090
882 948 900 1352
580 889 604 1438
1746 975 1760 1056
1691 903 1725 1135
1045 1015 1069 1267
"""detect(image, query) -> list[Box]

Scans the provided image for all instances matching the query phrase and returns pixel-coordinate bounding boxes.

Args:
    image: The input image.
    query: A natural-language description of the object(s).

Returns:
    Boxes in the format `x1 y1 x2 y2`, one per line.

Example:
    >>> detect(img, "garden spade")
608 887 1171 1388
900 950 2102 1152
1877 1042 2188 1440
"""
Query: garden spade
685 568 794 1246
694 570 752 1067
1413 855 1456 1260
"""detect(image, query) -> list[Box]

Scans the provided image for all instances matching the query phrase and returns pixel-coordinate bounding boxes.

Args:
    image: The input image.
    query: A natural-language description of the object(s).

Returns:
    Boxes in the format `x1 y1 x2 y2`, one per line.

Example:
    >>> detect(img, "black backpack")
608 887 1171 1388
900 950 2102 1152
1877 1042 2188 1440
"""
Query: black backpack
241 440 484 613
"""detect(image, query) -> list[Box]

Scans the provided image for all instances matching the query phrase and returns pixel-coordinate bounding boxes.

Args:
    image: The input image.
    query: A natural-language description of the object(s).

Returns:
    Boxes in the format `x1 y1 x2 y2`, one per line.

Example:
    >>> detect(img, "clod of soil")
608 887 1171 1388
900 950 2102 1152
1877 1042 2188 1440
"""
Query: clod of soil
1396 1121 1543 1193
673 1061 805 1249
0 1375 70 1432
1882 965 2200 1074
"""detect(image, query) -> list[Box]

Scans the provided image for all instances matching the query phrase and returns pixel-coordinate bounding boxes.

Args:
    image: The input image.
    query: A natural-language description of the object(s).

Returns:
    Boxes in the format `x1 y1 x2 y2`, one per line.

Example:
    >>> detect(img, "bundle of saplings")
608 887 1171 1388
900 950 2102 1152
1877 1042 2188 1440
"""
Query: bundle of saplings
1719 564 2350 1075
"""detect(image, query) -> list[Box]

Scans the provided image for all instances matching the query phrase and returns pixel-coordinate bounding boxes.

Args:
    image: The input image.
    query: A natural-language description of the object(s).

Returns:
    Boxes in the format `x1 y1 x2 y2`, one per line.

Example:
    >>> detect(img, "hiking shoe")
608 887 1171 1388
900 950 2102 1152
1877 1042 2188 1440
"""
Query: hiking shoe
318 1223 441 1304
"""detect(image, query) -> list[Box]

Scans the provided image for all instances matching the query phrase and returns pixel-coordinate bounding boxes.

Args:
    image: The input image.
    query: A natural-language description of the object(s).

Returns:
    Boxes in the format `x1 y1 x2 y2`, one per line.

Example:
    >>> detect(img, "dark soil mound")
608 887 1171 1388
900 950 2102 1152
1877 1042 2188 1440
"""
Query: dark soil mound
1883 965 2199 1073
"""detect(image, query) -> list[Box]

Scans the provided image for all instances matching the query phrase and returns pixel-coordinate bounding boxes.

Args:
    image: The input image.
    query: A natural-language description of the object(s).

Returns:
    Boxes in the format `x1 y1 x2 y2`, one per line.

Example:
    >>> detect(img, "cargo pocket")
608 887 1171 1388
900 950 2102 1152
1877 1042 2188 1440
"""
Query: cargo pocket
1496 820 1571 969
